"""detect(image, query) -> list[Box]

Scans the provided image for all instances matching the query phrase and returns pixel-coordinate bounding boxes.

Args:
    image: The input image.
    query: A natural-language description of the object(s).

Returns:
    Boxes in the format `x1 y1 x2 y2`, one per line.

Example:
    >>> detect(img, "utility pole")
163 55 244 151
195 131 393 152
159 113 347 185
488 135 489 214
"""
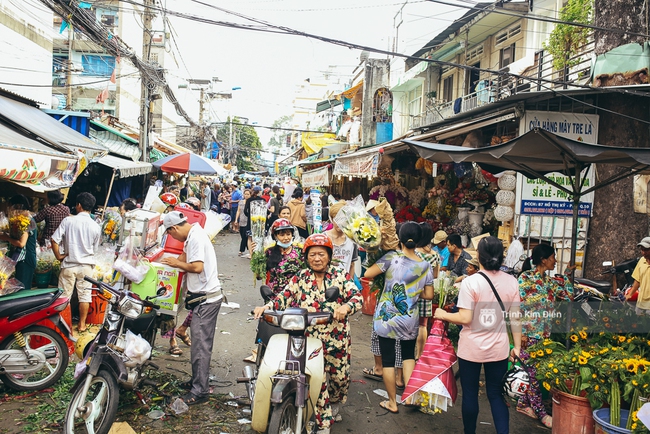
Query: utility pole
139 0 154 163
66 25 73 109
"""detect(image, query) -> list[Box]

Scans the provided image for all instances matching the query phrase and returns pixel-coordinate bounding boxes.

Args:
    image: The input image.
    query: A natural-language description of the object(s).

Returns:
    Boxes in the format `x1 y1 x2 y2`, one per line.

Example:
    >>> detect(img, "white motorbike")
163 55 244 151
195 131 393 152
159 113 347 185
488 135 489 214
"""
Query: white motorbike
239 285 339 434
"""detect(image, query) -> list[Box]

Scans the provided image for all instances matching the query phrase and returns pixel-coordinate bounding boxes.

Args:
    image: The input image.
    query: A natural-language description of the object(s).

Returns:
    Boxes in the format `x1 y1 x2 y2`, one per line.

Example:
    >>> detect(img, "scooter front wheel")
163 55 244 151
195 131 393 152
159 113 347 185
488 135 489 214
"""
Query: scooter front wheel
268 398 298 434
0 325 69 391
63 369 119 434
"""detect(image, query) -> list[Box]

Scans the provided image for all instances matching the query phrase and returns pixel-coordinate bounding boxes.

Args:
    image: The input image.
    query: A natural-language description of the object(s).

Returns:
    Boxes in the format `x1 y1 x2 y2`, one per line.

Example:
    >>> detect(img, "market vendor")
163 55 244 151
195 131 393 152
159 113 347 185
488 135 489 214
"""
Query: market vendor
0 195 38 289
433 230 450 268
446 234 472 278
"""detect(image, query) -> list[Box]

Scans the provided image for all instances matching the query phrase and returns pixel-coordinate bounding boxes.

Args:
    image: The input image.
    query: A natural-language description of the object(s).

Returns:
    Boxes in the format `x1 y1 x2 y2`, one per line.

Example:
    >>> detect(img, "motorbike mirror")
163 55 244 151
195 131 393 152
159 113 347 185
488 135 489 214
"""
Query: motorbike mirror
260 285 274 302
324 286 340 302
156 287 166 297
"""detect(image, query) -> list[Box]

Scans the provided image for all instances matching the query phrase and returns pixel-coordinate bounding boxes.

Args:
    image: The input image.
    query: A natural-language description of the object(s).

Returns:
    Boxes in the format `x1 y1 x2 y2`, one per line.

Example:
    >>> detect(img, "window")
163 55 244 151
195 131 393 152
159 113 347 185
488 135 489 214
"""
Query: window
442 75 453 102
500 43 516 68
81 55 115 76
407 84 423 117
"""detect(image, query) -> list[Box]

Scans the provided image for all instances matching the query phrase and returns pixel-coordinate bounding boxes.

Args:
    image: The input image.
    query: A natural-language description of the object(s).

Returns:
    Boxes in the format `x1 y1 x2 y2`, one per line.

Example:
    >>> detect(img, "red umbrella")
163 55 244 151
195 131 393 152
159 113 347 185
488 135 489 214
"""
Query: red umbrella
402 320 458 413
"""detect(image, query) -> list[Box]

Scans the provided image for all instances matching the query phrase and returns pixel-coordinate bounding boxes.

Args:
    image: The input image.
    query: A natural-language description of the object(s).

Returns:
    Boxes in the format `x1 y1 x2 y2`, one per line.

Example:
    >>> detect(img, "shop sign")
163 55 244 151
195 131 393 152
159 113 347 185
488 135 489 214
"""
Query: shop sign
302 166 330 187
516 111 599 216
333 153 379 177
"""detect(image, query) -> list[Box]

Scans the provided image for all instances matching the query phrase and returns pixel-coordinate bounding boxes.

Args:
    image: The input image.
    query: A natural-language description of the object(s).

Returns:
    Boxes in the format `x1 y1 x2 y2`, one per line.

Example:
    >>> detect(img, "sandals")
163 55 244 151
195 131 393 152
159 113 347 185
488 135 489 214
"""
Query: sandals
76 326 88 333
541 415 552 428
169 345 183 355
516 406 537 420
181 393 208 406
379 400 399 414
175 331 192 347
362 367 382 380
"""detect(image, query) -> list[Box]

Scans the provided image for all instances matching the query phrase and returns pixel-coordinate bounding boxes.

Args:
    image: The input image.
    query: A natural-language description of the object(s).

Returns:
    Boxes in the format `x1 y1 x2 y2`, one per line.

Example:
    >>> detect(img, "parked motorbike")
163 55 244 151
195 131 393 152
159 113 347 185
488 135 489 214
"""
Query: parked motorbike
0 288 72 391
64 276 164 434
239 285 339 434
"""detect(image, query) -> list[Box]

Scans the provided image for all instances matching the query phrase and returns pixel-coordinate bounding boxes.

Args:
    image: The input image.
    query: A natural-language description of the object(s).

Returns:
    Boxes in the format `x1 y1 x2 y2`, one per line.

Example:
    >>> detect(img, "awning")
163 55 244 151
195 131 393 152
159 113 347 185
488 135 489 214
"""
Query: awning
0 122 81 190
337 80 364 100
333 152 380 178
97 154 153 178
301 165 330 187
153 136 194 155
415 109 518 141
302 132 339 155
392 60 429 91
0 94 106 159
90 128 141 161
278 147 305 164
90 120 138 144
316 98 341 113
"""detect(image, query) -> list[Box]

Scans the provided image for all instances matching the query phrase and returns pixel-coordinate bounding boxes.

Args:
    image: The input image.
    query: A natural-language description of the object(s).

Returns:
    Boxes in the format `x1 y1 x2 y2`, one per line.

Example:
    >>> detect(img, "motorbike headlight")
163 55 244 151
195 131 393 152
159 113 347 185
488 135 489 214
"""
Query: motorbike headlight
280 314 305 331
118 298 144 319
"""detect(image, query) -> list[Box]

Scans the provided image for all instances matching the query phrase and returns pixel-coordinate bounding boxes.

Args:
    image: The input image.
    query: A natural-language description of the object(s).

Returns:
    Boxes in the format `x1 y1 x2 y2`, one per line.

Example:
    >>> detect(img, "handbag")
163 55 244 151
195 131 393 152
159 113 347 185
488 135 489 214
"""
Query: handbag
477 272 530 400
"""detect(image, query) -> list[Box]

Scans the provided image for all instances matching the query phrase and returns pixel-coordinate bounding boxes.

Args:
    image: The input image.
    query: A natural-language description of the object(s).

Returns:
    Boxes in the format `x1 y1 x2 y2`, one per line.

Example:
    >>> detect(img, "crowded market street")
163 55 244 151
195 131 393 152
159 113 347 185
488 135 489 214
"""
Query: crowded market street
0 232 548 434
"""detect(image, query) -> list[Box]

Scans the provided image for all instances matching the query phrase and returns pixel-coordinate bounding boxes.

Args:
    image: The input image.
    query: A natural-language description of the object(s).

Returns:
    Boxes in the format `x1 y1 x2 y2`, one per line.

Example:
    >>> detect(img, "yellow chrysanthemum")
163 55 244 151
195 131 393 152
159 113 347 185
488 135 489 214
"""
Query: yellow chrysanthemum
595 385 599 391
542 382 551 391
546 349 553 354
570 334 579 342
579 331 587 339
578 356 588 365
537 350 544 357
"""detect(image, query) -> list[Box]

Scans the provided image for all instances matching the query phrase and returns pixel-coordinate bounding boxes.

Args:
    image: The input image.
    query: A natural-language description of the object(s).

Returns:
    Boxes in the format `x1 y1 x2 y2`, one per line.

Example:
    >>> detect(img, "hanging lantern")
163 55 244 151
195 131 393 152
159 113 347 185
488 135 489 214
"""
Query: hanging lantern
496 190 516 206
497 170 517 191
494 205 515 222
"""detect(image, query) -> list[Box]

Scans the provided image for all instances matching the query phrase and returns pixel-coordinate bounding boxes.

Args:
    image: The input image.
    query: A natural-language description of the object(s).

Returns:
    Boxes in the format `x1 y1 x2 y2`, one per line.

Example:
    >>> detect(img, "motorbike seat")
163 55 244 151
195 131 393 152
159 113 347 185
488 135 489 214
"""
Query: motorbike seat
0 288 61 319
575 278 611 293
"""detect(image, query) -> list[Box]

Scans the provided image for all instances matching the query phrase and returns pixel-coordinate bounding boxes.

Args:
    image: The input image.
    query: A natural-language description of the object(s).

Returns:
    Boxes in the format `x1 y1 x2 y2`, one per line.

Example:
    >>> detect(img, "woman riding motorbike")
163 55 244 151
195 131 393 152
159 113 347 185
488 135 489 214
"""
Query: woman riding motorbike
254 233 363 434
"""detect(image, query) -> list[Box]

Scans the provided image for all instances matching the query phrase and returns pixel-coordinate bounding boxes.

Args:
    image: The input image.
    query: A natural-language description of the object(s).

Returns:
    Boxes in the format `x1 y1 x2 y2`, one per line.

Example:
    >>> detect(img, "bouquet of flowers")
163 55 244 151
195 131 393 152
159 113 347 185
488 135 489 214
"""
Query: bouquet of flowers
8 210 34 240
395 205 424 223
409 186 427 208
101 208 122 245
435 271 457 307
333 195 382 250
369 184 409 212
250 201 268 281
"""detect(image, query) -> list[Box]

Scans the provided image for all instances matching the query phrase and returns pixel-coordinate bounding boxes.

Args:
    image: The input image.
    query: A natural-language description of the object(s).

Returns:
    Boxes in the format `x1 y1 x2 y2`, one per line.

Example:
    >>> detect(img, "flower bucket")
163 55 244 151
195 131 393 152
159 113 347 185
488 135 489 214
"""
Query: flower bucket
552 389 595 434
593 408 631 434
34 270 52 288
360 277 376 316
86 291 108 325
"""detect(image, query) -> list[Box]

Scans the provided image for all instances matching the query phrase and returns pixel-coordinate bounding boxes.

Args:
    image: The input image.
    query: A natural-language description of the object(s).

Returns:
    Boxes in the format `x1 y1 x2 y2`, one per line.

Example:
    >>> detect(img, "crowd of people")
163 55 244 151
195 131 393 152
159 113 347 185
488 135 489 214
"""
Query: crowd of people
4 175 618 434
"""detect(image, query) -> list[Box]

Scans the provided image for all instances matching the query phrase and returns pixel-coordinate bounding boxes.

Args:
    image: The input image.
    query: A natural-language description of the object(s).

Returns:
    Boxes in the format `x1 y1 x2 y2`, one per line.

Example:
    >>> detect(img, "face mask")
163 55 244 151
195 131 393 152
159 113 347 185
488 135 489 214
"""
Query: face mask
277 241 292 248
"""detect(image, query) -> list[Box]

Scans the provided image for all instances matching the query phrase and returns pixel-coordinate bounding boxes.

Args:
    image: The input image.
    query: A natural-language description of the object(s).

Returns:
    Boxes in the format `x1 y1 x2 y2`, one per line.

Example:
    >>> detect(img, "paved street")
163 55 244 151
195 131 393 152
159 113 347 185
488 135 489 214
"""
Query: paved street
210 232 550 433
0 232 551 433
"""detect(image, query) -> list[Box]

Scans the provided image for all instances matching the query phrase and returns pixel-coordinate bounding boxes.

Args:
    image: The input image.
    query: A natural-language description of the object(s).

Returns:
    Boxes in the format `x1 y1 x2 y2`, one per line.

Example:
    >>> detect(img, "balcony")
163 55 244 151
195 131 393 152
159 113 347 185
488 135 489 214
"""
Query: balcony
410 38 595 130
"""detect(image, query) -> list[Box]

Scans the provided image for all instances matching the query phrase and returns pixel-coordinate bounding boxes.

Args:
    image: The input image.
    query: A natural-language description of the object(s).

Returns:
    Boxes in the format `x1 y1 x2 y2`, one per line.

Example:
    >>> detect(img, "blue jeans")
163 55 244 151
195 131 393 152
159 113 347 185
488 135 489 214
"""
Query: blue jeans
458 357 509 434
229 207 238 230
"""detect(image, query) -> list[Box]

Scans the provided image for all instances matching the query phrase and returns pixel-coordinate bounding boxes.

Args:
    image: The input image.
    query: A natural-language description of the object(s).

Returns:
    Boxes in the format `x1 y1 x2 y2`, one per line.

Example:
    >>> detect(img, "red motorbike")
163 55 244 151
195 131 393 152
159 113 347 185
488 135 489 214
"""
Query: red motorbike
0 288 72 391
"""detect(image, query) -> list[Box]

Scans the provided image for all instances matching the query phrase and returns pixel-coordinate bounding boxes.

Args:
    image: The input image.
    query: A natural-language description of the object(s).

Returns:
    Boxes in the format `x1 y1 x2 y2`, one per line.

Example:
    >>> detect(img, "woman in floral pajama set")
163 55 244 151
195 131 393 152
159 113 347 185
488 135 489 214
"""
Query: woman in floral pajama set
517 243 574 428
255 233 362 434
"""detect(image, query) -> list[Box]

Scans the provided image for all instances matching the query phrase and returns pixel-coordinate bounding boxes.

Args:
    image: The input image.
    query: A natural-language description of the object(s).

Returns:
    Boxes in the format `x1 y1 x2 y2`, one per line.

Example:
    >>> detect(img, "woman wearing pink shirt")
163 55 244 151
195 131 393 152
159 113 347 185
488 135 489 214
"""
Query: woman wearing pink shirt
434 236 521 434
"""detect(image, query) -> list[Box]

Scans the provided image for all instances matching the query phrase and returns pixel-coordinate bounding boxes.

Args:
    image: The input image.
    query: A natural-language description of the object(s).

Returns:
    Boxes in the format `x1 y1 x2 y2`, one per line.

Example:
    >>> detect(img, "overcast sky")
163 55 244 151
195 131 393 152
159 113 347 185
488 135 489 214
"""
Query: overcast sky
163 0 464 145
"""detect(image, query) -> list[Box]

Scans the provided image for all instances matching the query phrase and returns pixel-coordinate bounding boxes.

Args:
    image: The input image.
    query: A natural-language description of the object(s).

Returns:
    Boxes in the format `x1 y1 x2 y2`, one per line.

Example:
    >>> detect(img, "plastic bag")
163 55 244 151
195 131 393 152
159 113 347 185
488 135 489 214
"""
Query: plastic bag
333 195 382 250
124 329 151 367
0 257 24 296
0 212 9 233
93 247 117 283
113 238 148 284
36 243 56 273
203 211 231 240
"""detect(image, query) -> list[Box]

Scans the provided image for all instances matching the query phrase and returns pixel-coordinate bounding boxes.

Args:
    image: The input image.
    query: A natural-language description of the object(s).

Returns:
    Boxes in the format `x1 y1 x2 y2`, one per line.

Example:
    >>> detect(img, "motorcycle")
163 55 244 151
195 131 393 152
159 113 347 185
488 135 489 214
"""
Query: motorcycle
0 287 72 391
574 258 639 298
64 276 164 434
239 285 339 434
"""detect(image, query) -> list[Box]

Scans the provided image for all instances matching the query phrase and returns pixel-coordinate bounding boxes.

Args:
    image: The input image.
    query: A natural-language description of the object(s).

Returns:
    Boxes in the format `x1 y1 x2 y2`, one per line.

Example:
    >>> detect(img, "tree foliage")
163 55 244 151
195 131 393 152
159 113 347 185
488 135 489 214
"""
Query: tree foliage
267 115 292 149
212 117 262 171
543 0 593 71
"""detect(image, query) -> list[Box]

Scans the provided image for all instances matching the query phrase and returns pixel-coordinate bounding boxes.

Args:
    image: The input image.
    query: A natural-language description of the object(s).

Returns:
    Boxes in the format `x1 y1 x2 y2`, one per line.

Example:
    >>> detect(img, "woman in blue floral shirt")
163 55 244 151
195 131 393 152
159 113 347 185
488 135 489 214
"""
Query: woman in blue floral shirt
254 233 362 434
365 222 434 414
517 243 574 428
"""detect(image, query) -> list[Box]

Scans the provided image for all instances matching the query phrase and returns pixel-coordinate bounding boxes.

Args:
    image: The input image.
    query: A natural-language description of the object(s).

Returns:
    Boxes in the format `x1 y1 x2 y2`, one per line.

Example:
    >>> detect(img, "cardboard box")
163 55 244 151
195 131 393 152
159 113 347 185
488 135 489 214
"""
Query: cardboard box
131 260 184 315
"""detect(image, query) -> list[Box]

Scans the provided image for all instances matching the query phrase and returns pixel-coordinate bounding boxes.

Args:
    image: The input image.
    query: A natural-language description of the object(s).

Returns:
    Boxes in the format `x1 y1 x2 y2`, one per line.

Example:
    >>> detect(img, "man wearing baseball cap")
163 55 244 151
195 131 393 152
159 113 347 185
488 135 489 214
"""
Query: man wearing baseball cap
432 230 450 269
160 211 223 405
626 236 650 315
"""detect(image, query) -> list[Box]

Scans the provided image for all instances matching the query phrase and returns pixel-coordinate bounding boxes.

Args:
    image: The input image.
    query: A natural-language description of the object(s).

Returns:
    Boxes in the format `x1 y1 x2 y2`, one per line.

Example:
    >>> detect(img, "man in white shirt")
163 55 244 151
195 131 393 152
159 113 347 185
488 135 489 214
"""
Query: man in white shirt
161 211 222 406
51 192 101 333
201 181 211 212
